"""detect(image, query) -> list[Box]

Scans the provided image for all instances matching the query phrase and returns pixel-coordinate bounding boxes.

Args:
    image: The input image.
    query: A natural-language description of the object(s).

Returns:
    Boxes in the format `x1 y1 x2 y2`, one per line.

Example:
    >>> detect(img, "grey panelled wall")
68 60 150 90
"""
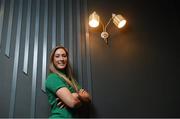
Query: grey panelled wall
0 0 92 118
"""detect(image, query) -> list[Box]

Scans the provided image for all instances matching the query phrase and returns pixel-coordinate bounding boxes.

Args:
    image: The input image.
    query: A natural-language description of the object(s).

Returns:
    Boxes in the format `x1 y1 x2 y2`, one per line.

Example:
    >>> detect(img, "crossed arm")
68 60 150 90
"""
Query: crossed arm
56 87 91 108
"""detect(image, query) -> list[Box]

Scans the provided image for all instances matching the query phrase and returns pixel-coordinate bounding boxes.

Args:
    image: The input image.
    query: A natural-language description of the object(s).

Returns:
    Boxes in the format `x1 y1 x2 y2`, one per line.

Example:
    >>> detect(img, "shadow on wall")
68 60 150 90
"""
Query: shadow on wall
76 103 97 117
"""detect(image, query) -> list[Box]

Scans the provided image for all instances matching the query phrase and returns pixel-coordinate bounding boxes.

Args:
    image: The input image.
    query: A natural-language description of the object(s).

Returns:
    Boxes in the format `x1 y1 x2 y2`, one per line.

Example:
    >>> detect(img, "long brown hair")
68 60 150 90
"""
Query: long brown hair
49 45 78 92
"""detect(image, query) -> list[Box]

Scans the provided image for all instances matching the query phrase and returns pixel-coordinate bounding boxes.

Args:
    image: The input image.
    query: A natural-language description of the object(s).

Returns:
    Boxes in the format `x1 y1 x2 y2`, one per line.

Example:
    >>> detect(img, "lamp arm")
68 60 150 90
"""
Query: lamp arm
100 18 113 32
100 21 105 32
104 15 116 32
104 17 112 32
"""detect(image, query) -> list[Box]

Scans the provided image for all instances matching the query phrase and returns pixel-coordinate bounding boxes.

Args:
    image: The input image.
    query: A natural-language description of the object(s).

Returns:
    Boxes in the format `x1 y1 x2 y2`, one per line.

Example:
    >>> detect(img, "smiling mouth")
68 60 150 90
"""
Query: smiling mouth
57 62 66 65
58 63 65 65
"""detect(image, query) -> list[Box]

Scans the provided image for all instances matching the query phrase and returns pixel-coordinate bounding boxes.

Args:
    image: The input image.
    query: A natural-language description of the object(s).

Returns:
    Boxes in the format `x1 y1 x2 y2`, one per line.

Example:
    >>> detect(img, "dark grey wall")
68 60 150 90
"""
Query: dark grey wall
1 0 180 118
0 0 91 118
88 0 180 118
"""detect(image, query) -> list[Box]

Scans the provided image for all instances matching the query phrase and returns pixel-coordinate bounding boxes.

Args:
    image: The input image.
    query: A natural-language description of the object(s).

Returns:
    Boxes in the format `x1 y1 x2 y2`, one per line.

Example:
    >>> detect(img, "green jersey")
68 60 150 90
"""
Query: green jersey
45 73 81 118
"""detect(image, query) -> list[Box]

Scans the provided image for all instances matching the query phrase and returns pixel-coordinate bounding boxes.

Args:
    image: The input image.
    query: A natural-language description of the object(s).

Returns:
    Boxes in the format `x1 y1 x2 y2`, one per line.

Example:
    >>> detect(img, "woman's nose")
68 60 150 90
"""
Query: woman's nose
59 56 64 60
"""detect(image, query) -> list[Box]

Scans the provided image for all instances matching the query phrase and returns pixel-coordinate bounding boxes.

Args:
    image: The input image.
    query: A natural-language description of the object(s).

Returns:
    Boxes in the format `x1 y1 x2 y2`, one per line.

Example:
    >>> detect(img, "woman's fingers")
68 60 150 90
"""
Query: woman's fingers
57 101 62 106
56 98 65 108
79 89 85 93
60 104 65 108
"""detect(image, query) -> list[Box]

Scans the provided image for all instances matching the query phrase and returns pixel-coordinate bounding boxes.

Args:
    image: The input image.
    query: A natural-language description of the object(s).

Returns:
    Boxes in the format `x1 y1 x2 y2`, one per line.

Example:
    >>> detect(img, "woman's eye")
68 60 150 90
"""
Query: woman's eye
55 55 59 58
62 54 67 57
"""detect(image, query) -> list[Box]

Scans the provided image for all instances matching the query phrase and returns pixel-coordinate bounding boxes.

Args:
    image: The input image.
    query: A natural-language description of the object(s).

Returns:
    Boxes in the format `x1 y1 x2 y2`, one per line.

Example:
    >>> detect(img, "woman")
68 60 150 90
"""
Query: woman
45 45 91 118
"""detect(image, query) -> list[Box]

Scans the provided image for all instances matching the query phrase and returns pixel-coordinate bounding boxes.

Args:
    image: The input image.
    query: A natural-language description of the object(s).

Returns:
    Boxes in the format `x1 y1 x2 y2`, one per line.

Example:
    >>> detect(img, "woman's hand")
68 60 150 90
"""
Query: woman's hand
56 98 65 108
78 89 91 103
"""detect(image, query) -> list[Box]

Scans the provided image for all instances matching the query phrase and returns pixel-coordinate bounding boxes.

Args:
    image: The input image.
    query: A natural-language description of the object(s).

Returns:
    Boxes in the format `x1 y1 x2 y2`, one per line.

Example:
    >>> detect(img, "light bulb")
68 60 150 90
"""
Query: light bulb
112 14 126 29
118 19 126 28
89 11 100 28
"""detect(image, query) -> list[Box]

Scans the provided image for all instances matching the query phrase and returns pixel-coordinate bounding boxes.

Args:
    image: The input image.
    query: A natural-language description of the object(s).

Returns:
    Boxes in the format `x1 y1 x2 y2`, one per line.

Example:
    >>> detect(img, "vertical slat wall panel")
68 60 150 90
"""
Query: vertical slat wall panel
41 0 48 92
5 0 14 57
68 0 74 68
84 0 92 95
60 0 65 46
76 0 83 85
80 0 87 88
23 0 32 74
30 0 40 117
0 0 5 50
51 0 56 49
9 0 23 117
0 0 92 117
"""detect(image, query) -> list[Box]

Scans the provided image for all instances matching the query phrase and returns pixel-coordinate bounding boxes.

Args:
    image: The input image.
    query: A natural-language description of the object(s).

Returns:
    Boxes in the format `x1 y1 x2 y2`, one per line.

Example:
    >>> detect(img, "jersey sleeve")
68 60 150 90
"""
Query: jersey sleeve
45 73 66 94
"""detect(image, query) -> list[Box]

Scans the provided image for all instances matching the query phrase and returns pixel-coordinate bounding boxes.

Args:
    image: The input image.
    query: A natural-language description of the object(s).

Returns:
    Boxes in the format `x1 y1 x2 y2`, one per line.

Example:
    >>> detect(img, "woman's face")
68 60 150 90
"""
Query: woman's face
53 48 68 70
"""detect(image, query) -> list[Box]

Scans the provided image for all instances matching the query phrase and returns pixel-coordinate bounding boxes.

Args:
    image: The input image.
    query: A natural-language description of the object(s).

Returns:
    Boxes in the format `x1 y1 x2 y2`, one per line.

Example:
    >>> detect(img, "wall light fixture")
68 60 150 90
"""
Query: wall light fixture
89 11 127 45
